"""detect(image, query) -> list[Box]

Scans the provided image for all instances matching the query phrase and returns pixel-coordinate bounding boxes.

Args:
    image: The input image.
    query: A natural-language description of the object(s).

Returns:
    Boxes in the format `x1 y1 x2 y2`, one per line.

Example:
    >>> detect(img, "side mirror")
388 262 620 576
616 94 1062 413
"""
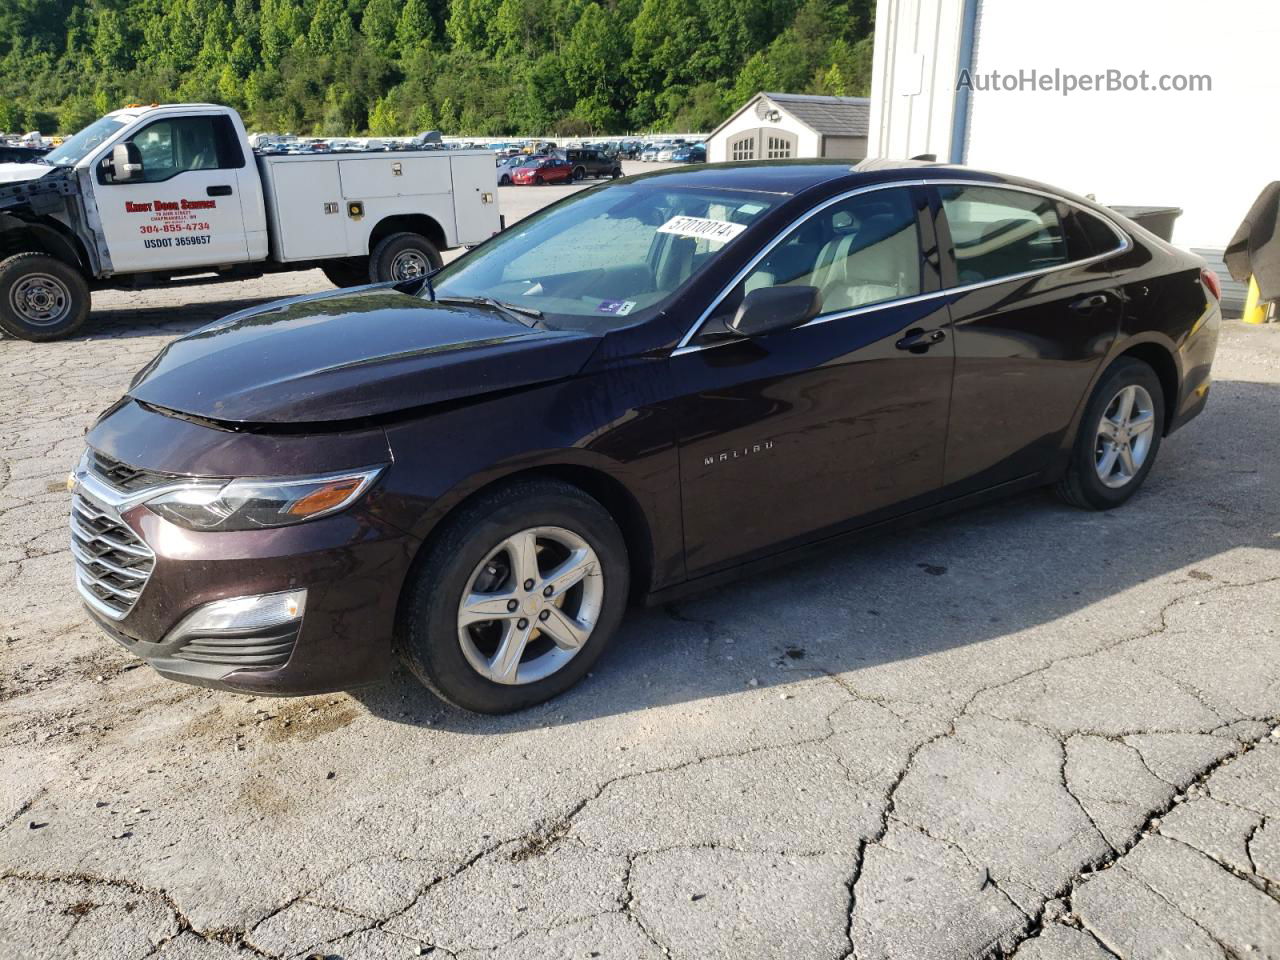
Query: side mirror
105 142 143 183
729 285 822 337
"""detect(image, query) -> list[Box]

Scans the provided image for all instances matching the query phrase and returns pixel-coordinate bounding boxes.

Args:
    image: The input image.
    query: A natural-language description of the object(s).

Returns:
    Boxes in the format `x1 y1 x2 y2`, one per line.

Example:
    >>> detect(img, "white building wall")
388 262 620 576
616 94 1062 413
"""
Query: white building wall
871 0 1280 248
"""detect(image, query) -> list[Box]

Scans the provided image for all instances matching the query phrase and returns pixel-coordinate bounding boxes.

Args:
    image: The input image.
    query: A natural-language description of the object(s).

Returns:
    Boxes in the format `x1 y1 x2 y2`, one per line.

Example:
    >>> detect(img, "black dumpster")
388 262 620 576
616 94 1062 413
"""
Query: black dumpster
1109 205 1183 242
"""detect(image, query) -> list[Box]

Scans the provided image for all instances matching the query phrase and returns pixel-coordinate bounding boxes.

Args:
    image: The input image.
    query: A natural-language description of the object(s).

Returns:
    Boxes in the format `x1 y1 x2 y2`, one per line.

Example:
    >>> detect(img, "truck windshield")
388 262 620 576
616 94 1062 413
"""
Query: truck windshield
44 116 128 167
432 182 777 332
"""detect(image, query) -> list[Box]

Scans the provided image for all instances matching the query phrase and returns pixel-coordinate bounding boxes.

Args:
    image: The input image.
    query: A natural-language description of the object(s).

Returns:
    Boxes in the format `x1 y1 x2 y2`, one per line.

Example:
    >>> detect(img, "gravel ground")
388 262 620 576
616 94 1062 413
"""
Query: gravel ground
1 164 1279 959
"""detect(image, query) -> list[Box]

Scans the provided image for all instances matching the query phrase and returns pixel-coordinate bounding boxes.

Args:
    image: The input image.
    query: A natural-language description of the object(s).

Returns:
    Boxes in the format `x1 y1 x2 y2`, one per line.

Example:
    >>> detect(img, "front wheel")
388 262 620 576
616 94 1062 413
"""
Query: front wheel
572 166 585 181
534 175 544 185
398 479 629 714
499 174 511 186
1055 357 1165 510
0 252 90 341
369 232 442 283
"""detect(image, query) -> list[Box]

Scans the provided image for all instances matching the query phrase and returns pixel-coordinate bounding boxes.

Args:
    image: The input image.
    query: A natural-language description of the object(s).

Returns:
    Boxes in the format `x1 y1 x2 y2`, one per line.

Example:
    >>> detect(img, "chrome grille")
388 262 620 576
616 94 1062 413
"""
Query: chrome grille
70 493 155 620
90 450 176 495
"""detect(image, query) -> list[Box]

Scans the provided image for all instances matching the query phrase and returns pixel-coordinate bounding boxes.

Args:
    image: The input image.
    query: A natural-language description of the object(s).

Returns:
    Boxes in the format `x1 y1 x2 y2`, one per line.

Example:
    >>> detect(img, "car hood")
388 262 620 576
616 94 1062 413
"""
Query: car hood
127 285 602 424
0 163 55 185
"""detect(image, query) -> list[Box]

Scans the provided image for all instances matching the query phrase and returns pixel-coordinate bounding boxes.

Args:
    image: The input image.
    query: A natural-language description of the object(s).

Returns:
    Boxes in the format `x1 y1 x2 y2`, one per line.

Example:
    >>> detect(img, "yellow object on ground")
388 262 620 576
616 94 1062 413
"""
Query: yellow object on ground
1242 275 1269 324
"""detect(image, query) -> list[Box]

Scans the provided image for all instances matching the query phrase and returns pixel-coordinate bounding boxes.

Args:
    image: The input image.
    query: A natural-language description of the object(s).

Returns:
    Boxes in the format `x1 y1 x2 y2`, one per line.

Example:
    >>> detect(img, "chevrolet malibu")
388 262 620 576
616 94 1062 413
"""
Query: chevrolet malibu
71 160 1221 713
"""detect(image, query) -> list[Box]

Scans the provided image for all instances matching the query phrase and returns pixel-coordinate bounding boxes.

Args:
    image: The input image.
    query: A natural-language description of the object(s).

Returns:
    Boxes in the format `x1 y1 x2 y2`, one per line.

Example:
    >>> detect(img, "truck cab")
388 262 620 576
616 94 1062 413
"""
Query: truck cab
0 103 500 341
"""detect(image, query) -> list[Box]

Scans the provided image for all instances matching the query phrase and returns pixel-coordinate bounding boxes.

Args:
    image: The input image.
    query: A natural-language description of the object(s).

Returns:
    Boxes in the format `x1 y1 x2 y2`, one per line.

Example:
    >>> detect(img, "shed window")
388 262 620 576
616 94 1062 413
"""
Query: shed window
766 136 792 159
730 135 755 161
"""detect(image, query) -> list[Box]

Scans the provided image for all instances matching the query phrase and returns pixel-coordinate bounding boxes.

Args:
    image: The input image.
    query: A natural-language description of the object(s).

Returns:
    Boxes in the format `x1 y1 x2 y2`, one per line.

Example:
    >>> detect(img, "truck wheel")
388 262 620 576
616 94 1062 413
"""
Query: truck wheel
572 166 586 181
0 253 90 341
369 232 442 283
321 258 370 288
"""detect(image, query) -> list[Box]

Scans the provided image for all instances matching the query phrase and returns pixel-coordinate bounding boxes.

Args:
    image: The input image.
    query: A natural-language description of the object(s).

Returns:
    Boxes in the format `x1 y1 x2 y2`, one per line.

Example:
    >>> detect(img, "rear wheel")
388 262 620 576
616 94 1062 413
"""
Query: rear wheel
398 479 629 714
1055 357 1165 510
369 232 442 283
572 166 586 181
0 252 90 341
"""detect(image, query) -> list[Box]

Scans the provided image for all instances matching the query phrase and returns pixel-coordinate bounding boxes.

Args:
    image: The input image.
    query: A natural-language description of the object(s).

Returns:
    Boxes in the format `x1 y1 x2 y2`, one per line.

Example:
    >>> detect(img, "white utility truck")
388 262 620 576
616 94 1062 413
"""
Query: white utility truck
0 103 501 340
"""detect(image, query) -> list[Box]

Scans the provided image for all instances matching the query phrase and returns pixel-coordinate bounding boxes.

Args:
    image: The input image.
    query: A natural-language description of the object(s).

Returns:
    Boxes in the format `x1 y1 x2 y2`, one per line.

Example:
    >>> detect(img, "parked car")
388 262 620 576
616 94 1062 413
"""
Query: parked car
496 153 534 185
562 147 622 180
640 143 660 161
0 145 50 164
656 145 676 161
70 160 1221 712
511 156 574 185
671 144 706 164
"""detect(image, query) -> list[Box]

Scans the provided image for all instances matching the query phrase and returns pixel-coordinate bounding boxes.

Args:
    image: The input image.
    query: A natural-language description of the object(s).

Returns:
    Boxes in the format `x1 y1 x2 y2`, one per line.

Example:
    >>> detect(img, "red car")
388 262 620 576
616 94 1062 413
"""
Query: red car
511 156 574 185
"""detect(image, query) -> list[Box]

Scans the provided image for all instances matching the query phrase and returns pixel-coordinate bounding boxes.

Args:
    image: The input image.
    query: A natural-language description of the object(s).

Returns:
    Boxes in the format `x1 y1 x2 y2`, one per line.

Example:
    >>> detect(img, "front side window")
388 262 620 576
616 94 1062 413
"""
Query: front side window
125 116 241 183
939 185 1068 284
433 183 778 331
699 188 922 340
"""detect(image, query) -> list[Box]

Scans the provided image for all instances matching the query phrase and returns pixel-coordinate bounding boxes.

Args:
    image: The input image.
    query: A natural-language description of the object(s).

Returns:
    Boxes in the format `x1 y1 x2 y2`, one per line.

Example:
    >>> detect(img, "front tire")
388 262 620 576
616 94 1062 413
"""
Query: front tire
1055 357 1165 510
369 232 442 283
499 174 511 186
572 166 585 181
398 480 629 714
0 252 90 341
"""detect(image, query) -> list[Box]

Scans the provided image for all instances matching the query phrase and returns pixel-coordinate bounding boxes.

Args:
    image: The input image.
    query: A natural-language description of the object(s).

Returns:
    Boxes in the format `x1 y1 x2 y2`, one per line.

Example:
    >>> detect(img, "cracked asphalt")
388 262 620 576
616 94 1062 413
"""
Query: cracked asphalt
2 179 1280 958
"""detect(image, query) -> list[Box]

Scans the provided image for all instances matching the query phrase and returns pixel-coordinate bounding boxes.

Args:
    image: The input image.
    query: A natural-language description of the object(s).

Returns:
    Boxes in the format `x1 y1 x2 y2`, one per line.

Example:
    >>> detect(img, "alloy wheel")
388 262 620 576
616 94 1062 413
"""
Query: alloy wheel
1094 384 1156 488
456 526 604 685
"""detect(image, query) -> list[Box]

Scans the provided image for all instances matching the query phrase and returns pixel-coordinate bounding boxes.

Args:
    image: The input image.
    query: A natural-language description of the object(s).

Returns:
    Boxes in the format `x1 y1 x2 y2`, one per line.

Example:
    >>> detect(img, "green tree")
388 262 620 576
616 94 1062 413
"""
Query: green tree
397 0 436 54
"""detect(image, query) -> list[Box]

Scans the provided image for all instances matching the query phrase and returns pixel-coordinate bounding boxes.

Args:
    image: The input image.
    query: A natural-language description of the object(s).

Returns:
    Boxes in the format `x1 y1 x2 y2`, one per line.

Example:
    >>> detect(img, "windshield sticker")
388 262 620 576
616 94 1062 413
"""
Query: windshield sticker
597 299 636 316
657 216 746 243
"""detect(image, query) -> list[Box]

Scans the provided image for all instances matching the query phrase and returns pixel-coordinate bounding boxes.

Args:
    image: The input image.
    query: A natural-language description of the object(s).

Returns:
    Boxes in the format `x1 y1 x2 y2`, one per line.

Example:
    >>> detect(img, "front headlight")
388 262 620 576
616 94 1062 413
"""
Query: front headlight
145 467 384 532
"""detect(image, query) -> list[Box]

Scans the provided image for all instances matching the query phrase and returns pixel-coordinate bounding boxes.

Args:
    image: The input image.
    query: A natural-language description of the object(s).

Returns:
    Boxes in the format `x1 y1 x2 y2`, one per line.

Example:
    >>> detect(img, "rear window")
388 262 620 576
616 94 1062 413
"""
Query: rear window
940 185 1068 285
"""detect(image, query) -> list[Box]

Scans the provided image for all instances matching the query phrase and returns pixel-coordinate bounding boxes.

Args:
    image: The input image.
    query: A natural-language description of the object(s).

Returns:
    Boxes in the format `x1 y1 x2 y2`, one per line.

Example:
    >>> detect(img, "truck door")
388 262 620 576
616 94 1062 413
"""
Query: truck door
93 114 251 274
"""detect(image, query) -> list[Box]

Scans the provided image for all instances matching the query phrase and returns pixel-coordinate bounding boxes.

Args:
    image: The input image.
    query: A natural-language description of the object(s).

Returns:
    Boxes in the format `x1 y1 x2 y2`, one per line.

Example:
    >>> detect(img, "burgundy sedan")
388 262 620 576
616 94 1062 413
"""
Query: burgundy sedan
70 161 1220 713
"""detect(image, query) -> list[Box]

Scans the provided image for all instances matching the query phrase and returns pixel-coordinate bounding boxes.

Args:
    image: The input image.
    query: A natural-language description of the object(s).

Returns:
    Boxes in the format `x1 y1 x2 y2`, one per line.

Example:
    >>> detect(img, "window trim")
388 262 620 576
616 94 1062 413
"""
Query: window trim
672 179 1132 356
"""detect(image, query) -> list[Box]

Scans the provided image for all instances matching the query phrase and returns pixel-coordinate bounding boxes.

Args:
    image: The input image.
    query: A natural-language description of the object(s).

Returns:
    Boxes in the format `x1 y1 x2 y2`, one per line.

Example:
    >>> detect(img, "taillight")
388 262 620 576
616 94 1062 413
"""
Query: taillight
1202 268 1222 301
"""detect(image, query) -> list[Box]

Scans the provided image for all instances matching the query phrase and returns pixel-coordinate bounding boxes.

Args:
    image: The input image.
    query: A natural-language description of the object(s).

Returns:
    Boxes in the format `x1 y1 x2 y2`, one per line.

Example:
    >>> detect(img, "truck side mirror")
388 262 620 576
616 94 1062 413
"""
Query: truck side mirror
105 142 144 184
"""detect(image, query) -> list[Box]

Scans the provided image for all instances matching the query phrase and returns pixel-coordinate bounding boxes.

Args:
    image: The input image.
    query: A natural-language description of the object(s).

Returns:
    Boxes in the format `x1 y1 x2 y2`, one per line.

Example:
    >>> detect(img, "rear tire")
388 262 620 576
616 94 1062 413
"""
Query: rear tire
572 166 585 181
368 232 442 283
321 258 370 288
0 252 90 341
398 479 629 714
1055 357 1165 510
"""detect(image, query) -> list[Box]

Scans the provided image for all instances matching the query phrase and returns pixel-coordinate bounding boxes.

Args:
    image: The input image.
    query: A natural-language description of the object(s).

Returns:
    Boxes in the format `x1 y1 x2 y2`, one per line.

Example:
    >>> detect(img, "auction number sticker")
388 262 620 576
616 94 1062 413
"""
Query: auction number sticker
657 215 746 243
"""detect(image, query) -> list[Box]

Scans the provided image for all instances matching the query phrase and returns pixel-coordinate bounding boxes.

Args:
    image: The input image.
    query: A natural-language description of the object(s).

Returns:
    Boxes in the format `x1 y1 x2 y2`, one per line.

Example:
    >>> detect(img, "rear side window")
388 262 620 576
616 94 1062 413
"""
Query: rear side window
940 185 1068 285
1075 209 1127 257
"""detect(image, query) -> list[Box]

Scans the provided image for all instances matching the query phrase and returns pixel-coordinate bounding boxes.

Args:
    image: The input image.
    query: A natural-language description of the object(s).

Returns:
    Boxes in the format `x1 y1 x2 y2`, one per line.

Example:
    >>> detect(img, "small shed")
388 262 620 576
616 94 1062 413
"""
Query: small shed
705 92 870 164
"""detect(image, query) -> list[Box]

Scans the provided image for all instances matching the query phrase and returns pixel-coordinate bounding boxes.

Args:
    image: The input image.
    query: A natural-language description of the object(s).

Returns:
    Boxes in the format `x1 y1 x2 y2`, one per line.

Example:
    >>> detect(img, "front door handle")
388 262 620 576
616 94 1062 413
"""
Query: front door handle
1069 293 1109 313
206 185 233 197
895 327 947 353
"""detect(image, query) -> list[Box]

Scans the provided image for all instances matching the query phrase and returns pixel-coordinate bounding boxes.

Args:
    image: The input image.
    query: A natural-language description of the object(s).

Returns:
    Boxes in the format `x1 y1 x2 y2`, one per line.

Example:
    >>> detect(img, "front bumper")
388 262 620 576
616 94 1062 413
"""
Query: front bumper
71 412 420 695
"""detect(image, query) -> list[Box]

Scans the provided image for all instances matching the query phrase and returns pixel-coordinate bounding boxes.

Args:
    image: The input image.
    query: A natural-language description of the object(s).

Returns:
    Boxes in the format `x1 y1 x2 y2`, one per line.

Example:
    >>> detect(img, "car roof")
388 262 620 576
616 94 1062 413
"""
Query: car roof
616 158 1077 200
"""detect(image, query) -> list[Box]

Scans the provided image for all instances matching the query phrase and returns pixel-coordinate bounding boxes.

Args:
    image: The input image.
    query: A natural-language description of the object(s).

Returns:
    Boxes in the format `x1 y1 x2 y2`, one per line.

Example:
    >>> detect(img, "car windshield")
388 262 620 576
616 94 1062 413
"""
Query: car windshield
432 182 778 331
44 115 127 166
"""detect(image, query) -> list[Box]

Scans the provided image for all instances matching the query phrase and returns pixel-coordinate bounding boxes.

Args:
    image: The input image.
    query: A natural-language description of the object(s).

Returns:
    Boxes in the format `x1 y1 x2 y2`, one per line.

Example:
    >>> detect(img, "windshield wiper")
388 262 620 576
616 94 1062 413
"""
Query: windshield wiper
438 295 544 328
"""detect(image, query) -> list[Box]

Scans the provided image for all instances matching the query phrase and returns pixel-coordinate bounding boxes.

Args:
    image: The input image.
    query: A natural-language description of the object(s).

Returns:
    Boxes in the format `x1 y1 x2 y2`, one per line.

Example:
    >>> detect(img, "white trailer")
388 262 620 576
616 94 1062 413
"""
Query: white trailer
0 103 501 340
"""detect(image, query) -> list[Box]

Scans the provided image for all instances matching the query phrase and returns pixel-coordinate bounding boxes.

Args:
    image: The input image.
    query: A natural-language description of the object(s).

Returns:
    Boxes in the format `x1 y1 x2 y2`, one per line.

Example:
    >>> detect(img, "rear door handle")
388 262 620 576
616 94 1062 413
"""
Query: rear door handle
895 327 947 353
206 185 233 197
1069 293 1109 313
